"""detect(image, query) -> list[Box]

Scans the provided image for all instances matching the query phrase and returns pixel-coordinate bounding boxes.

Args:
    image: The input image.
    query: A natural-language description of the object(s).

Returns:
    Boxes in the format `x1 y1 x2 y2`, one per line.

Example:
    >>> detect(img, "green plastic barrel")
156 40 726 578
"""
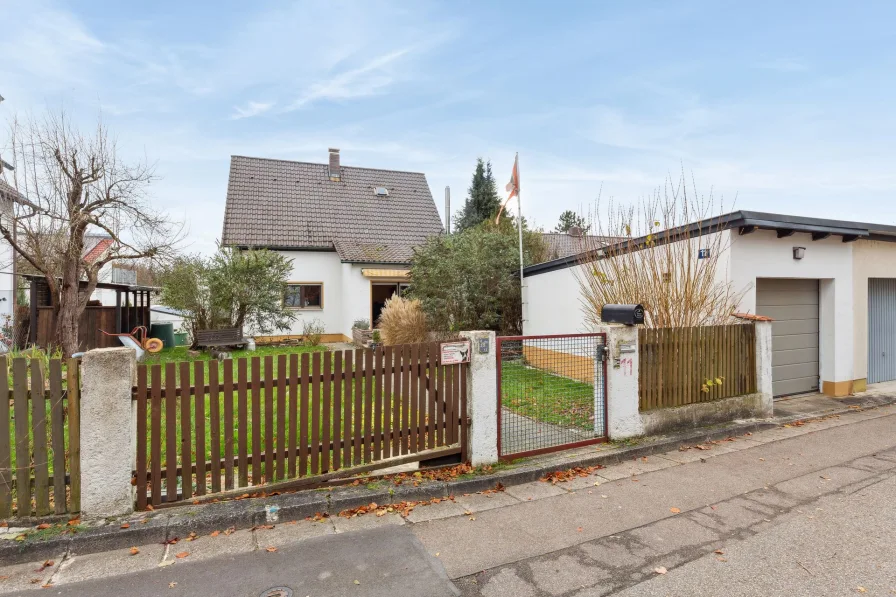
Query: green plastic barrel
149 322 175 349
174 332 188 346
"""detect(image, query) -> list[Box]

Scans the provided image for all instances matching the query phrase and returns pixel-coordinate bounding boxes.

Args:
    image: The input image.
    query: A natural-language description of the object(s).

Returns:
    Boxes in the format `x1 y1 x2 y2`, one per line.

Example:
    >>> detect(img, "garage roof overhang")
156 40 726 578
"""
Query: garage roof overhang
524 210 896 277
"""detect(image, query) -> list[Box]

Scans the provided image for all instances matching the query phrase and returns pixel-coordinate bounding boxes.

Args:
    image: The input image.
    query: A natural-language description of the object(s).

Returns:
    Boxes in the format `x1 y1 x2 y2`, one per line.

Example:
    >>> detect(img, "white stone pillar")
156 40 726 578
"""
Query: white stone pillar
754 320 774 417
460 331 498 466
603 325 645 440
80 347 136 518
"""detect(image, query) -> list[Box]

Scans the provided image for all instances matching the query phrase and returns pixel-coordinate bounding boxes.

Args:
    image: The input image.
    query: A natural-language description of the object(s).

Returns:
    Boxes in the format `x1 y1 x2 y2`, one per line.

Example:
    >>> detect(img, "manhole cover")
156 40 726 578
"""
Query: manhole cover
260 588 293 597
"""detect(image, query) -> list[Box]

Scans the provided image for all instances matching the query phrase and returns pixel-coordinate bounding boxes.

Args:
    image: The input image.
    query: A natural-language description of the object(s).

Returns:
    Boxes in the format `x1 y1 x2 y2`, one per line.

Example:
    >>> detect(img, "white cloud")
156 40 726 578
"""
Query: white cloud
286 49 410 111
229 101 275 120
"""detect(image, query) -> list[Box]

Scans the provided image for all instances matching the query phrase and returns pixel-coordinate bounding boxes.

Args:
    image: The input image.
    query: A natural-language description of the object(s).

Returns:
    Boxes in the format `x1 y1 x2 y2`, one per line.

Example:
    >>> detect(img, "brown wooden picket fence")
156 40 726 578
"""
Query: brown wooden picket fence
0 356 81 519
638 323 757 411
133 343 467 509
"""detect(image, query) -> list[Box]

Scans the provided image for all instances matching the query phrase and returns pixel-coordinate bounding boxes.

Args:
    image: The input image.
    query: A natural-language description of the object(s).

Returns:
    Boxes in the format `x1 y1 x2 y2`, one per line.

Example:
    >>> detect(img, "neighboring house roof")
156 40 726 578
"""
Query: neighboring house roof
83 237 113 265
539 232 619 263
221 154 444 264
525 210 896 277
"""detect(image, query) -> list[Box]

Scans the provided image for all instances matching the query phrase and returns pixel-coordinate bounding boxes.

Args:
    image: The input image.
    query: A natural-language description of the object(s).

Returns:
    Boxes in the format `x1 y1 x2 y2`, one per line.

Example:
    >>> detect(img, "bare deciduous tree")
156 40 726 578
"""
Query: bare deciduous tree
0 109 183 355
576 173 747 328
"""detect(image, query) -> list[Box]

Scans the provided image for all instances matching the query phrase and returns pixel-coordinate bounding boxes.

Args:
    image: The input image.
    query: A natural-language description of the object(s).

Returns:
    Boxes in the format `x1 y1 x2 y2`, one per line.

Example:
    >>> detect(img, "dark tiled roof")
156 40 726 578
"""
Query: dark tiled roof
222 156 443 264
539 232 619 262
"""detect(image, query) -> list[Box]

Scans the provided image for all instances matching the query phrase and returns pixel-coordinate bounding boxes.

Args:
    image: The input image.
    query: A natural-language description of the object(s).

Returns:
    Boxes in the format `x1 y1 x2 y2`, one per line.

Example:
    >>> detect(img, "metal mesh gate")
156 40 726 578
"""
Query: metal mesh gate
497 333 607 460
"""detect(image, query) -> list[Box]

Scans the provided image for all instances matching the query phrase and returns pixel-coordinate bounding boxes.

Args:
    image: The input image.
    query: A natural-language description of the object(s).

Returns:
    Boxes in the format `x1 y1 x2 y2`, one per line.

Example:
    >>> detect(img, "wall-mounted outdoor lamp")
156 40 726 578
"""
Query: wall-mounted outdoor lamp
793 246 806 260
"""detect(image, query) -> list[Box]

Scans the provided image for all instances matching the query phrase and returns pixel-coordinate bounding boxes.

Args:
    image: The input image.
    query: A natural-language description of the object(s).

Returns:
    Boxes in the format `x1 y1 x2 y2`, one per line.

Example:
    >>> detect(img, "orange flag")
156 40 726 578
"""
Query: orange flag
495 153 519 223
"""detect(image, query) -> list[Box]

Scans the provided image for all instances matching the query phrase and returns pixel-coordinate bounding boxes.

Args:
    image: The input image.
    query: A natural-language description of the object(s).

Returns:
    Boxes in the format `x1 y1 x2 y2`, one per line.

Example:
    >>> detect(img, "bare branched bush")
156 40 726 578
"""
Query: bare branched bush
302 318 325 347
576 173 746 329
379 295 428 345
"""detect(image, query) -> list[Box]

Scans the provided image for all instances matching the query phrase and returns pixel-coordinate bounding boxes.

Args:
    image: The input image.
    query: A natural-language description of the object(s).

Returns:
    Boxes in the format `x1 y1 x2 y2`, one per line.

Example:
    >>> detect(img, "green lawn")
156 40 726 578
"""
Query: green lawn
500 361 595 430
141 344 330 383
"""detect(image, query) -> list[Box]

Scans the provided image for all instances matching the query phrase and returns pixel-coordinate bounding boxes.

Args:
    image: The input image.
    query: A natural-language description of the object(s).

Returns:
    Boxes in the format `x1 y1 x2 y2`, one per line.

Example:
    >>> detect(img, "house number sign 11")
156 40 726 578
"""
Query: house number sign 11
441 341 471 365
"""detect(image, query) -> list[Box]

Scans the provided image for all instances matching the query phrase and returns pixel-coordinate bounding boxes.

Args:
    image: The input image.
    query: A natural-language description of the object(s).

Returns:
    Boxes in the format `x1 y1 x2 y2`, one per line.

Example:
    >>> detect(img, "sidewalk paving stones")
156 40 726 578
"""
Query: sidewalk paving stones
405 500 469 524
504 480 568 501
258 519 335 543
454 492 520 513
56 544 166 585
0 554 62 592
332 512 406 532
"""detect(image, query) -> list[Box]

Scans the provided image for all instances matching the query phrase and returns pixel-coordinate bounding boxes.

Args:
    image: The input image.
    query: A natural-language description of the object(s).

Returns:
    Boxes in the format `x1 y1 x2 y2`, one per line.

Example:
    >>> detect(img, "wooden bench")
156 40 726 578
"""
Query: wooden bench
195 327 246 349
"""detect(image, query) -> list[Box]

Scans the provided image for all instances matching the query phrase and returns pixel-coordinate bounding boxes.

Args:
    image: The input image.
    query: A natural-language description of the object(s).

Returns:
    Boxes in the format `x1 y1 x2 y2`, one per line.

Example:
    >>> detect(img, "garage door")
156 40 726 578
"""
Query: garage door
868 279 896 384
756 279 819 396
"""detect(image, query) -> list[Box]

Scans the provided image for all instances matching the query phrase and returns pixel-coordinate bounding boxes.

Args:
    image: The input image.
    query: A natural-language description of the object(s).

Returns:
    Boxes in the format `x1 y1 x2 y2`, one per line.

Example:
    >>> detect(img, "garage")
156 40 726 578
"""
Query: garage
868 279 896 384
756 278 820 396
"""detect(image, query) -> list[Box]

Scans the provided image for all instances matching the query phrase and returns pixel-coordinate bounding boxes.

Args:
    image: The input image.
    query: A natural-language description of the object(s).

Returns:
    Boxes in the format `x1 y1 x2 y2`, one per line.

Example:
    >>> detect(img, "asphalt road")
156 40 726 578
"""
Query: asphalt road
2 406 894 597
27 526 458 597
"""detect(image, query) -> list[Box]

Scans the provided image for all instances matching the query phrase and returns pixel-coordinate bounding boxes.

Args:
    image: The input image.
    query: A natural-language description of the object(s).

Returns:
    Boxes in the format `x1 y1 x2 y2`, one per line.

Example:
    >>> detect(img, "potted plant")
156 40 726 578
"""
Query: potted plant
370 329 382 350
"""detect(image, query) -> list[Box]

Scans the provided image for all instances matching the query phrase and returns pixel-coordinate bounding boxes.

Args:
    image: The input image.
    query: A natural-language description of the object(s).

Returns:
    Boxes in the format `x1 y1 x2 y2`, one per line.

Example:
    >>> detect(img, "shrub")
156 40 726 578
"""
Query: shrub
352 318 370 330
302 318 325 346
379 296 427 345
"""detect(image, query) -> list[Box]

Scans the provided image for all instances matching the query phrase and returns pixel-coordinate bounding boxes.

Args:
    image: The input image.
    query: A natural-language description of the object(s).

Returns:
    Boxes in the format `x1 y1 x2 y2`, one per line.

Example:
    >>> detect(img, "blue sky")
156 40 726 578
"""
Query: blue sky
3 0 896 254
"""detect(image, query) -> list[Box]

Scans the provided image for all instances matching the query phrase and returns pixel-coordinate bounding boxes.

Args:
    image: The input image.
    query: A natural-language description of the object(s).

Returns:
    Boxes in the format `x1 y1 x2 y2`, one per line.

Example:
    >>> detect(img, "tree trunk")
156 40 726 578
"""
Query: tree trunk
55 284 81 356
54 260 88 357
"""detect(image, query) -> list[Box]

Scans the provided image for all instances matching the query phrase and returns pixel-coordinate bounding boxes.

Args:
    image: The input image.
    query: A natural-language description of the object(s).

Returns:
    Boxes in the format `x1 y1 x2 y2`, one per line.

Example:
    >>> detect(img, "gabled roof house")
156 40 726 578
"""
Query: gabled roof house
222 149 444 341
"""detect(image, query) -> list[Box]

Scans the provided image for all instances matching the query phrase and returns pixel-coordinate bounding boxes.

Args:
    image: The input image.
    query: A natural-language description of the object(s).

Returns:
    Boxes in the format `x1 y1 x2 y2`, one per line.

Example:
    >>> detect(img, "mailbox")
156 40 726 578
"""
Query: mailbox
601 304 645 326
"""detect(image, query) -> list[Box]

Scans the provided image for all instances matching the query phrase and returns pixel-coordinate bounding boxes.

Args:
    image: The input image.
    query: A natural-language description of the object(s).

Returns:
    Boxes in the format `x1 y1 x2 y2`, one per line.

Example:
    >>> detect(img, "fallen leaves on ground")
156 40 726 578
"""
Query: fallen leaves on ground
716 556 728 562
209 530 220 537
223 527 235 536
175 552 189 559
168 582 177 588
162 537 179 545
184 532 198 541
250 524 275 531
654 567 667 575
36 523 51 530
540 465 604 485
129 547 140 556
856 587 867 593
714 549 725 555
34 560 54 572
335 496 457 519
669 507 681 514
265 546 278 553
354 580 361 585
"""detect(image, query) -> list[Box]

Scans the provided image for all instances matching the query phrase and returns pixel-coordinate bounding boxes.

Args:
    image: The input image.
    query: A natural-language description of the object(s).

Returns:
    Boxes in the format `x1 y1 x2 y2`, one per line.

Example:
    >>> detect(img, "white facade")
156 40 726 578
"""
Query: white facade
524 226 896 397
271 250 407 341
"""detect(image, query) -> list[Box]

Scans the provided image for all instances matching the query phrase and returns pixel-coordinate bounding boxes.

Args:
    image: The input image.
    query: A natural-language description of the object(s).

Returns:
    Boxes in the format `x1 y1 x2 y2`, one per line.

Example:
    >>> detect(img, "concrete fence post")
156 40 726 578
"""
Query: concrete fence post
80 347 137 518
754 320 774 417
603 325 644 441
460 331 498 466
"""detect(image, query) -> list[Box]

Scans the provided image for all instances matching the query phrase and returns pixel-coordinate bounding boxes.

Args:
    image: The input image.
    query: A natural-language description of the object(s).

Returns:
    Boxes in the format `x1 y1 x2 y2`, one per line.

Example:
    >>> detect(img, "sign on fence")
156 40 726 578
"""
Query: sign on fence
440 341 470 365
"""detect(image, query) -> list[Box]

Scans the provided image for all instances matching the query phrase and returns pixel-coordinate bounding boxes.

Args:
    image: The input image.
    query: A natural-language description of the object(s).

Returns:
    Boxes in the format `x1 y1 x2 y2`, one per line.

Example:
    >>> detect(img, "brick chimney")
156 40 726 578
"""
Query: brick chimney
328 148 341 181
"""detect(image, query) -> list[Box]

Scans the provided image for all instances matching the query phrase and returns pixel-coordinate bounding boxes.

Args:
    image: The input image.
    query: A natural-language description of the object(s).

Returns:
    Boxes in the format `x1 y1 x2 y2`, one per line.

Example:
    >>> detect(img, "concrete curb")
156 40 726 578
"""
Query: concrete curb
1 400 891 565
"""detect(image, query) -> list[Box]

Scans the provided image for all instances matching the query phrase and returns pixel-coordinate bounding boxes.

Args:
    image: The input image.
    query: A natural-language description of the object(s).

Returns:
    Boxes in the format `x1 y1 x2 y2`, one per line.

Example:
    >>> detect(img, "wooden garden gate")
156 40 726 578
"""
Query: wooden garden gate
133 343 467 508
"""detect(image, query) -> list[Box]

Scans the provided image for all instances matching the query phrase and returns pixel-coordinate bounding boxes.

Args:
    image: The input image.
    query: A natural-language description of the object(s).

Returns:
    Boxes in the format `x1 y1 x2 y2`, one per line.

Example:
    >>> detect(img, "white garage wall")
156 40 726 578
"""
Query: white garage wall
523 230 734 336
852 240 896 385
523 264 593 336
275 250 344 337
729 230 854 389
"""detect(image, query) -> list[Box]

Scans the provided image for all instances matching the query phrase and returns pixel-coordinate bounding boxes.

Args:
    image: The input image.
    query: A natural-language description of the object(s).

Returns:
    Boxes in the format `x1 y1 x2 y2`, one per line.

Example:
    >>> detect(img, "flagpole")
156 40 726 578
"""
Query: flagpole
515 153 525 321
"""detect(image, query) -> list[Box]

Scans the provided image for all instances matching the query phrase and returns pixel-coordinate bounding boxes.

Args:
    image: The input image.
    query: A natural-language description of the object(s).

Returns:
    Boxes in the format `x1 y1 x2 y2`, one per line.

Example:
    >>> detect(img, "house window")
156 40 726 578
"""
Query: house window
284 283 323 309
